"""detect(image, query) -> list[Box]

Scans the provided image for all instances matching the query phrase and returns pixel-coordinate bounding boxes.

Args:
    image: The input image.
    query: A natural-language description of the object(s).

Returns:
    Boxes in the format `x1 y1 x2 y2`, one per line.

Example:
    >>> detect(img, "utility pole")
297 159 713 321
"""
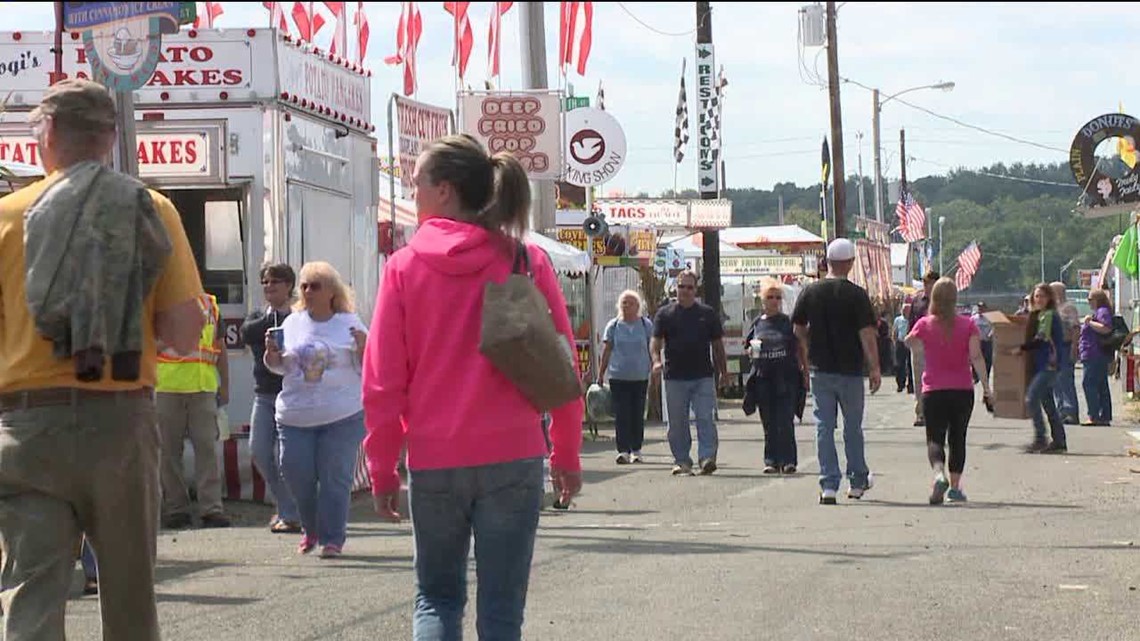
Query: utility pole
856 131 866 219
778 193 785 225
872 89 882 223
696 0 721 318
825 0 847 238
518 2 555 234
899 127 907 184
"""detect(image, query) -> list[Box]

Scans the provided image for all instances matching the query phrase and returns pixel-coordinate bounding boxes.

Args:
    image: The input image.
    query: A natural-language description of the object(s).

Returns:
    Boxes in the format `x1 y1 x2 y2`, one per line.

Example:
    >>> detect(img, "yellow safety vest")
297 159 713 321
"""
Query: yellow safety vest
156 293 221 393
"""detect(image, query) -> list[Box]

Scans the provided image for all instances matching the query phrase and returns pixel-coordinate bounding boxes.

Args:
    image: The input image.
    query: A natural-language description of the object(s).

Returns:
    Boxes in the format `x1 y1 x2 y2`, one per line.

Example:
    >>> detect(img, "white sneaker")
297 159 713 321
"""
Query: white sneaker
819 488 838 505
848 473 875 499
615 452 631 465
630 451 643 463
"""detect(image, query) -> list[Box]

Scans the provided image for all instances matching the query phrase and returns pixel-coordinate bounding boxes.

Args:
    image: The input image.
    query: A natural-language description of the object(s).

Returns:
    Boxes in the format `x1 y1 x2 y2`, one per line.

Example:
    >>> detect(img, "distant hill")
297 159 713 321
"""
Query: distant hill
660 161 1128 293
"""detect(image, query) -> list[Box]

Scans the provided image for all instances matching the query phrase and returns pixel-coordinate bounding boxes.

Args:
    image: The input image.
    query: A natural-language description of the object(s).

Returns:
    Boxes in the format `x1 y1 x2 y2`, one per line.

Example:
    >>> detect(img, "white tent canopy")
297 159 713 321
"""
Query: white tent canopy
526 231 590 275
660 232 746 258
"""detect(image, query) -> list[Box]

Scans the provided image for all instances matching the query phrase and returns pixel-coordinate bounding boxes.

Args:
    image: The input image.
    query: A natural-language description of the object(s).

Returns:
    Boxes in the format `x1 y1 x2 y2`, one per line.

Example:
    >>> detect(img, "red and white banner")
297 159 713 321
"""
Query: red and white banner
324 1 348 58
487 2 512 80
459 92 562 179
384 2 423 96
354 1 370 66
443 1 474 81
558 1 593 76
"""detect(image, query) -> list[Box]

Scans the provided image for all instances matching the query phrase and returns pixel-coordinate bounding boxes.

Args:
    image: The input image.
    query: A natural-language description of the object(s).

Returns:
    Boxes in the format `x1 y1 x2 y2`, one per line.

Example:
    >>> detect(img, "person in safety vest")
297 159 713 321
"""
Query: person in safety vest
156 292 231 529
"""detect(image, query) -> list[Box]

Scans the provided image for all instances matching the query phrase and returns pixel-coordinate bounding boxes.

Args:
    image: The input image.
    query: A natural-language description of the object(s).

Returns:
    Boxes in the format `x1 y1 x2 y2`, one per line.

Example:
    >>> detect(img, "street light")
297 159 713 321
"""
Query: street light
842 78 955 224
938 216 946 275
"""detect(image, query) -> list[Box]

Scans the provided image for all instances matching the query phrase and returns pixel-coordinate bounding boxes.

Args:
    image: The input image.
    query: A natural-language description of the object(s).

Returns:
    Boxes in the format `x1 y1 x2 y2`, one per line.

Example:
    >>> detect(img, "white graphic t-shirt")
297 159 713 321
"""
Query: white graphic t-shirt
274 311 367 428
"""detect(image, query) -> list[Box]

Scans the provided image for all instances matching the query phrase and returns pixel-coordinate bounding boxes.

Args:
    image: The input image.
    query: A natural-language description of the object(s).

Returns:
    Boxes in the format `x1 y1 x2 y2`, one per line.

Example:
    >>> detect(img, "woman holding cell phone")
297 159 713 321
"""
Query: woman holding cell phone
264 261 367 559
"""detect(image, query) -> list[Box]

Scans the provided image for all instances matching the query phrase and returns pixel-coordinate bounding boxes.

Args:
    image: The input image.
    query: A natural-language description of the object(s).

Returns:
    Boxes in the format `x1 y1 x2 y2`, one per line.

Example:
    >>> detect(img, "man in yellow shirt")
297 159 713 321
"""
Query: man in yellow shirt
0 79 204 640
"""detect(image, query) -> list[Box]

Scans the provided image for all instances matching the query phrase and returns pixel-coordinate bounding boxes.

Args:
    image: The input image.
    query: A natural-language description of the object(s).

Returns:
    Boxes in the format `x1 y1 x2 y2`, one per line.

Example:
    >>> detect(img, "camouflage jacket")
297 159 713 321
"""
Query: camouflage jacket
23 161 172 382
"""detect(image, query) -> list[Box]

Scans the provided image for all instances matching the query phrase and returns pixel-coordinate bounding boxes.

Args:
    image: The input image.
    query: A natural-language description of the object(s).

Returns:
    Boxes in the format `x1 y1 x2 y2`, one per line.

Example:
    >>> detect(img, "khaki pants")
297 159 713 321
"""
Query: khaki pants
157 391 223 519
0 392 160 641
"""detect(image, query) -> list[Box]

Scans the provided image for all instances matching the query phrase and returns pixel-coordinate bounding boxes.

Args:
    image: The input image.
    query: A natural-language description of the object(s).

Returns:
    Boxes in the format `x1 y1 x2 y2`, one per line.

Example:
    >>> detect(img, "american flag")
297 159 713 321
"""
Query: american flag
674 59 689 163
955 241 982 291
895 186 926 243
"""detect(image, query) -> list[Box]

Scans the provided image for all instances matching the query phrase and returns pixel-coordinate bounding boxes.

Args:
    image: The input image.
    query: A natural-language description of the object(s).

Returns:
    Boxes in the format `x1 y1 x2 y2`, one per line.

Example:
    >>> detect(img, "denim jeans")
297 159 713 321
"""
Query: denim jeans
756 377 797 467
811 372 870 491
1082 357 1112 422
80 537 98 579
1026 370 1065 445
610 379 648 454
279 411 365 548
1052 357 1080 420
250 393 299 523
664 377 718 466
409 457 544 641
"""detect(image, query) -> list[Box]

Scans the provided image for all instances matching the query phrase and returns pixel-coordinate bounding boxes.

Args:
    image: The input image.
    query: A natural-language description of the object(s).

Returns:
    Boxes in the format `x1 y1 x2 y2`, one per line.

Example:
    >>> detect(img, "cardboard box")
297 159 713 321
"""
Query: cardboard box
984 311 1029 420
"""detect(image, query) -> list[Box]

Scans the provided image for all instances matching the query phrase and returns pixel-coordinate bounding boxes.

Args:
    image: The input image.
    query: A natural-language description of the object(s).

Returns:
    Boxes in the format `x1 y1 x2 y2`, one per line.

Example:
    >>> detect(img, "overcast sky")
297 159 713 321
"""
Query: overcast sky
4 2 1129 197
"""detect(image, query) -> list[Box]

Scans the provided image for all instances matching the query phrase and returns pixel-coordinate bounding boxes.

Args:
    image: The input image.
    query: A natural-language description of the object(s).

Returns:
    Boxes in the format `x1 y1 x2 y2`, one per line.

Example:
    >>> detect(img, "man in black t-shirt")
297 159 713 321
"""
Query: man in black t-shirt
651 270 728 476
792 239 881 505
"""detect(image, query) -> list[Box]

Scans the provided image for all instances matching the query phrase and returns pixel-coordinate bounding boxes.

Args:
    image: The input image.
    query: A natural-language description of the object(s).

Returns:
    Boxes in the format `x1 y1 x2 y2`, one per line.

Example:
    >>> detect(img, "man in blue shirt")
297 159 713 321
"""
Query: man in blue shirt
893 303 912 393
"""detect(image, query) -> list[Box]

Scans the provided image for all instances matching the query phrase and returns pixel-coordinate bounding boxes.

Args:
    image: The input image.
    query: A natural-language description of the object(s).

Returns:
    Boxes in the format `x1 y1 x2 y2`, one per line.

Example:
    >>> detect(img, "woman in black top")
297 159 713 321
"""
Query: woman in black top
239 263 302 533
744 279 807 474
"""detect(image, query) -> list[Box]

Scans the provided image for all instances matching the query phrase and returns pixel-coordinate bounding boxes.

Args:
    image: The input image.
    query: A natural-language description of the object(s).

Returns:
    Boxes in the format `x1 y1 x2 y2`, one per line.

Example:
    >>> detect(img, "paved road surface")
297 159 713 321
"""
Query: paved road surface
50 386 1140 640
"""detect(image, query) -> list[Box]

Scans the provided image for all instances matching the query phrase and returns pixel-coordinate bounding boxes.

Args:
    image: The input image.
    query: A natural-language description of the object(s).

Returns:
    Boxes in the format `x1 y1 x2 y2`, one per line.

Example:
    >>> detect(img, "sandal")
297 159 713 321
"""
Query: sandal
271 519 303 534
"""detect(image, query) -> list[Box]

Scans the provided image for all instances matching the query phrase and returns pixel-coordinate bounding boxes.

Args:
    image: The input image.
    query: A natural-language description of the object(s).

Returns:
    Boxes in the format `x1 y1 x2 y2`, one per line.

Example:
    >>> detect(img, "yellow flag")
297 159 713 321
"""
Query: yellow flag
1119 102 1137 168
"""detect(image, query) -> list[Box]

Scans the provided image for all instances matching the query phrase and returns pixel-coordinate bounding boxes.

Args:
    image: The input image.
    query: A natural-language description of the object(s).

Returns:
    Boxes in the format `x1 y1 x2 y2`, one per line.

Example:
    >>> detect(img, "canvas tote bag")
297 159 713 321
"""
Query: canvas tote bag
480 241 582 411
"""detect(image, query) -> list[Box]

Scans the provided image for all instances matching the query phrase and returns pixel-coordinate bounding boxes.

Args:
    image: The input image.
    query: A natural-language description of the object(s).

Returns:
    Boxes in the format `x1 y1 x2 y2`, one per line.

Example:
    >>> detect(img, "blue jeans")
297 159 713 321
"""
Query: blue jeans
409 458 544 641
665 377 718 465
1026 370 1065 445
1082 357 1112 422
80 537 98 580
279 411 365 548
1052 357 1079 420
811 372 870 491
250 393 299 523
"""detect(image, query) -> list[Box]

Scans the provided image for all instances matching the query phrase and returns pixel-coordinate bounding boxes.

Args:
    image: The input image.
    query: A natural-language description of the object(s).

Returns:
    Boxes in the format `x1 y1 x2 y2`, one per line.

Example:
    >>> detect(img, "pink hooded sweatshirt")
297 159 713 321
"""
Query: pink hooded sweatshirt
361 217 583 494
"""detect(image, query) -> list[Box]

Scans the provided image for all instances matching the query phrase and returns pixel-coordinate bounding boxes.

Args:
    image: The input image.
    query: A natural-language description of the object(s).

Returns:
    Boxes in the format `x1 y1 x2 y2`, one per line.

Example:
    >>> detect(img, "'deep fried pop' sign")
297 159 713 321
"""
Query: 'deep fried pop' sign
459 91 562 180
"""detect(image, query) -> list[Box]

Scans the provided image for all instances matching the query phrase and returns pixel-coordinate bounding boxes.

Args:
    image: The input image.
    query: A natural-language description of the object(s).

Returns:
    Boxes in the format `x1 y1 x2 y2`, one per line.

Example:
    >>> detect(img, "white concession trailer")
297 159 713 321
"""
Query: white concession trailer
0 28 381 427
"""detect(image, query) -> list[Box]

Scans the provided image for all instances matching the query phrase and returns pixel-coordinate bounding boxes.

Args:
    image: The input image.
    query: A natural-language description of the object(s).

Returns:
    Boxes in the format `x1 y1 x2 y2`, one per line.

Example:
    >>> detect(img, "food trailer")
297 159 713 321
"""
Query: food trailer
0 28 380 429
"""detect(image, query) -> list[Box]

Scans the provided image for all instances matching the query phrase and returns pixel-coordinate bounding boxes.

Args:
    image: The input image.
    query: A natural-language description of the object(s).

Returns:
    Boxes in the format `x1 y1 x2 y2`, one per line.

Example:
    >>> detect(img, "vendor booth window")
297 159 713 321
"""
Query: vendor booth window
168 188 246 306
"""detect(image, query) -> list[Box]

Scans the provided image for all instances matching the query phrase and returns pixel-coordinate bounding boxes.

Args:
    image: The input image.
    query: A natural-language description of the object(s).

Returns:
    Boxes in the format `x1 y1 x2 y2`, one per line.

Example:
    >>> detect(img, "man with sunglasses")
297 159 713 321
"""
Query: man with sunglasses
792 238 881 505
651 270 729 476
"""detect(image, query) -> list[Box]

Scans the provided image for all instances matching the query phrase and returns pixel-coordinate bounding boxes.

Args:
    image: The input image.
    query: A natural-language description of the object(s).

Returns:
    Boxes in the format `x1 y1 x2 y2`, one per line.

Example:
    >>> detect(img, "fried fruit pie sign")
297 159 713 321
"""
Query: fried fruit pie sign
563 107 626 187
1069 112 1140 208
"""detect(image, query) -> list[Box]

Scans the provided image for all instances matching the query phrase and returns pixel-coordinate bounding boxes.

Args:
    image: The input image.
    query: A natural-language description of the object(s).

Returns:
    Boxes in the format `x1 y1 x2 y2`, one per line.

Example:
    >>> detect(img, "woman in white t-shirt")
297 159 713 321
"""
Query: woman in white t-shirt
265 261 367 559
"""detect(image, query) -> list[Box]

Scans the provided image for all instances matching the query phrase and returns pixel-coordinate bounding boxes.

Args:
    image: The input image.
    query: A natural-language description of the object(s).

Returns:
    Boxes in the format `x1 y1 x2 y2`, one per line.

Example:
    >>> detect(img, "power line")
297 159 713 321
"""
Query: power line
892 96 1069 154
616 3 700 37
909 156 1079 188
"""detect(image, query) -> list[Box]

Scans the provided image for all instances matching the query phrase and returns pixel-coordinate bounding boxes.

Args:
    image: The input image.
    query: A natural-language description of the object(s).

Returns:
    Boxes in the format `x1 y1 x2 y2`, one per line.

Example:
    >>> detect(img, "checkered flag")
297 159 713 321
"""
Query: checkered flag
674 59 689 163
597 80 605 111
706 65 726 162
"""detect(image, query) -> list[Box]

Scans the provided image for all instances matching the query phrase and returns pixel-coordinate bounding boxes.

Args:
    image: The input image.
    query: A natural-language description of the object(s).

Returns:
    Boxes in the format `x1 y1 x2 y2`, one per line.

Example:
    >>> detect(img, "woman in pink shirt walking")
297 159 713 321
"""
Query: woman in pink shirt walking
905 278 992 504
362 134 583 640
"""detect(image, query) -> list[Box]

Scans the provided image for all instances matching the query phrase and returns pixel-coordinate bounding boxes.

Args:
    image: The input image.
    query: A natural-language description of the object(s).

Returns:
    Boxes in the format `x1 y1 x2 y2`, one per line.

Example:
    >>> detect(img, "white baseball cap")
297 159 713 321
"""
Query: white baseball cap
826 238 856 262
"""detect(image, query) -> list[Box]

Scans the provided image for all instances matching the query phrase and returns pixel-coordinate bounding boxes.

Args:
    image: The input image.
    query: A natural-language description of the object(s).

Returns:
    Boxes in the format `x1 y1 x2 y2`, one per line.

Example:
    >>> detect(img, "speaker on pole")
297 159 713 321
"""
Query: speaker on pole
583 216 607 238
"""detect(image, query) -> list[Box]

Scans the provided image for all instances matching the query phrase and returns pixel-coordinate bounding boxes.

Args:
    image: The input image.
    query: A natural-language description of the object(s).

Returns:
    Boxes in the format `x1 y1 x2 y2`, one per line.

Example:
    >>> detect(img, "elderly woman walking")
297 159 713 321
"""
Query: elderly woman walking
598 290 654 464
744 279 805 474
265 261 368 558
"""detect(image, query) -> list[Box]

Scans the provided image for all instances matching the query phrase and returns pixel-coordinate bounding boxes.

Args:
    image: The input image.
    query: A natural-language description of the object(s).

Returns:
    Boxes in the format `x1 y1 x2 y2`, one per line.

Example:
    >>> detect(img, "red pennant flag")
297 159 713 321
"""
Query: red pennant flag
487 2 513 80
559 1 580 73
264 2 289 32
292 2 326 41
443 2 474 81
324 2 347 57
353 1 369 66
194 2 224 28
384 2 422 96
576 1 592 75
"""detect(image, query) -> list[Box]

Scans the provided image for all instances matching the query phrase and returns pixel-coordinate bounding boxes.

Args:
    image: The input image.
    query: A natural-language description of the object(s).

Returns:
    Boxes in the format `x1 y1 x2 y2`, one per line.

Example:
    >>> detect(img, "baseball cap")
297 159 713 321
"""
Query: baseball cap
826 238 856 262
29 78 116 133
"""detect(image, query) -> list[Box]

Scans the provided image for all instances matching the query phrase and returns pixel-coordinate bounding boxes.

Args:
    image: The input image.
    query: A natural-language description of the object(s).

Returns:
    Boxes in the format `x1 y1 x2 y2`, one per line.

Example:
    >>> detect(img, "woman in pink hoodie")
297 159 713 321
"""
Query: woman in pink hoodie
362 134 583 640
